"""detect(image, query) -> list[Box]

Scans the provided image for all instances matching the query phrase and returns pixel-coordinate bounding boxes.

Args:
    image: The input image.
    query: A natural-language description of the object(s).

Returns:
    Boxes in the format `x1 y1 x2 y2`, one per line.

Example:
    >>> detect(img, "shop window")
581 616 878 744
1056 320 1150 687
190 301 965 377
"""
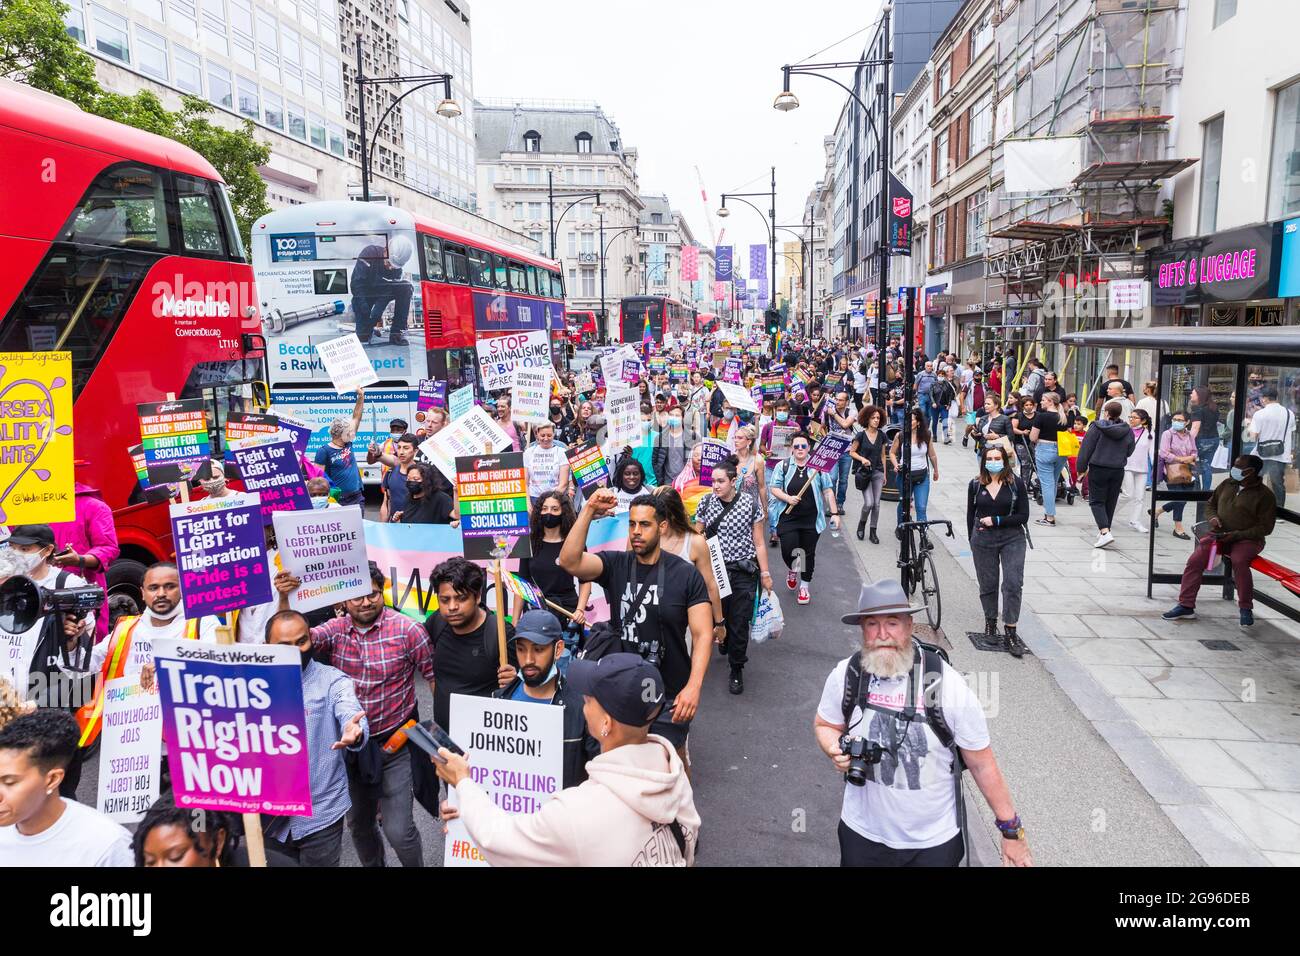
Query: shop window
1199 116 1224 234
1267 79 1300 220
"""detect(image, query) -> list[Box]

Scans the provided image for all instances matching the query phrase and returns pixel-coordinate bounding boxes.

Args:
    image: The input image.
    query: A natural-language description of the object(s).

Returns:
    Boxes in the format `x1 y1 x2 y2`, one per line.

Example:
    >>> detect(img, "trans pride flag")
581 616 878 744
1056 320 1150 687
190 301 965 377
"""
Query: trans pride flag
365 515 629 623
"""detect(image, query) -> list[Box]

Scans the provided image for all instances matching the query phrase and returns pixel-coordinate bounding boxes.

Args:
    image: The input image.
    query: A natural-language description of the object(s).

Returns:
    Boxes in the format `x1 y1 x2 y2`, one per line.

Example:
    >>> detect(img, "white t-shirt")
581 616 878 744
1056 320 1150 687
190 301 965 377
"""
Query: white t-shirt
0 798 133 867
907 441 931 473
1250 402 1294 463
90 614 219 677
818 654 989 849
6 566 92 690
523 443 568 498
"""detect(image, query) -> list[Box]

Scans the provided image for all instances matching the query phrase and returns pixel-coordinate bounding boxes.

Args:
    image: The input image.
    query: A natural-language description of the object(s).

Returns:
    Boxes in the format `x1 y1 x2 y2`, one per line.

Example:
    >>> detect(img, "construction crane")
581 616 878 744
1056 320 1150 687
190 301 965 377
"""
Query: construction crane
695 165 724 246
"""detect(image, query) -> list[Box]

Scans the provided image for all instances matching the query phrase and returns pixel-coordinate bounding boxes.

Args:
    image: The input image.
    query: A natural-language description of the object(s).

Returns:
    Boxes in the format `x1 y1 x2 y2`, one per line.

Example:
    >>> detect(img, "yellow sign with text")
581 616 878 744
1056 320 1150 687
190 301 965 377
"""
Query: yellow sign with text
0 352 75 523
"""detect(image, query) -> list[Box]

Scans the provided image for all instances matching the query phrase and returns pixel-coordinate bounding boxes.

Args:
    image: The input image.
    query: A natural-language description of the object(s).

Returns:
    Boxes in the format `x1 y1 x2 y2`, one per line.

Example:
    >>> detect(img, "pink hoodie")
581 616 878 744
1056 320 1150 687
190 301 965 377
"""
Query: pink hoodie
50 483 120 640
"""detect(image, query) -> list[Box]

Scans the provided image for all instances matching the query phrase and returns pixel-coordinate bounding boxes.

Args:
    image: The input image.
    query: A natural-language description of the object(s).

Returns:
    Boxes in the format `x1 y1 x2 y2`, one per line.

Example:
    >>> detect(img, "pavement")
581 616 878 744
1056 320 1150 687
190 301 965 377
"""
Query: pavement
863 429 1300 866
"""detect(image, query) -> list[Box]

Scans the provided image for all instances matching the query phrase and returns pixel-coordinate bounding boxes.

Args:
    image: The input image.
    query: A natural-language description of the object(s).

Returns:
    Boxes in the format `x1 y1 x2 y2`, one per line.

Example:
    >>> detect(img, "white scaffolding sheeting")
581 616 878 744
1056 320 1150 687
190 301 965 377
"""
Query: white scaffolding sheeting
1003 137 1084 193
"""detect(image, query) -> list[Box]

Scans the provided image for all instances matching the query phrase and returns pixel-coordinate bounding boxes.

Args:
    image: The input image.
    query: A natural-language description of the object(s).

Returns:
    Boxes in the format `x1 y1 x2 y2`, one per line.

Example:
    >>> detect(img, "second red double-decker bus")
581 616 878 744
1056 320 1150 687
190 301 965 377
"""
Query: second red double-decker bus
618 295 696 346
252 201 564 477
0 81 266 604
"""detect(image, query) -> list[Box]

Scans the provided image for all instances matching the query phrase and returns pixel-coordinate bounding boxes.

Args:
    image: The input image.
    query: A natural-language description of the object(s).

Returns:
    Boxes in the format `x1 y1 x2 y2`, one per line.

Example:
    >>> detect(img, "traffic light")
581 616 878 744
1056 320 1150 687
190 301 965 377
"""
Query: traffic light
764 309 780 335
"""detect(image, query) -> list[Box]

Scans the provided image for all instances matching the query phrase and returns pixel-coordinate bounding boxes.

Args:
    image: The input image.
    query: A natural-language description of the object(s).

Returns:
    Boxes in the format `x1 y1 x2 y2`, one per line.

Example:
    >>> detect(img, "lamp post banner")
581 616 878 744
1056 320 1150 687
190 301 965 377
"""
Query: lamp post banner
716 245 733 281
750 245 767 285
681 245 700 281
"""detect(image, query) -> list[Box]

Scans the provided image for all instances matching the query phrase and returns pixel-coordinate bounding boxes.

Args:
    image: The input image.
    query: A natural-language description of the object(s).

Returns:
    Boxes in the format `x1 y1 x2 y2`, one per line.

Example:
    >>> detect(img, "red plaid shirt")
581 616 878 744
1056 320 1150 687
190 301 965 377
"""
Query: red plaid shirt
311 609 434 734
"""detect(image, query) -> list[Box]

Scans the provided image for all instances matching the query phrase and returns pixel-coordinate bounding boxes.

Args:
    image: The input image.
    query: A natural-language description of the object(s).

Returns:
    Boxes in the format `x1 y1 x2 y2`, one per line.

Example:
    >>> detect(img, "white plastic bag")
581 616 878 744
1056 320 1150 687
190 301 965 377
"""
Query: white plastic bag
751 588 784 644
1211 442 1231 471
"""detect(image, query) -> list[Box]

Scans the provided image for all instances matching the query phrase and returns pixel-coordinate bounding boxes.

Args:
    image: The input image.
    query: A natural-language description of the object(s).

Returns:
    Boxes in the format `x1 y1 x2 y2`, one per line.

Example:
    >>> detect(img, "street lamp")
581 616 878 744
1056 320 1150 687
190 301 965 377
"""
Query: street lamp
598 217 642 345
353 28 460 204
718 167 778 329
546 171 602 260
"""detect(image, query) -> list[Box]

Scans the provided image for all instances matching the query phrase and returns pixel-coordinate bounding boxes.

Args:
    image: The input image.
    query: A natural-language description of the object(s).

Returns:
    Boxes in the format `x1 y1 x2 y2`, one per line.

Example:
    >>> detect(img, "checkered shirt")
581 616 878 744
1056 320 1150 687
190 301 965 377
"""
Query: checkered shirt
311 608 434 734
695 491 763 564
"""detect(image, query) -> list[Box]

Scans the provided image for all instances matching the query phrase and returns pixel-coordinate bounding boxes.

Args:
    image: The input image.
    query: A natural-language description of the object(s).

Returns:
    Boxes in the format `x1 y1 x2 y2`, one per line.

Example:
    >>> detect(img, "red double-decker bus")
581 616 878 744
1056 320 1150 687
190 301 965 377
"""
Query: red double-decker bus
618 295 696 345
0 81 265 603
253 202 564 473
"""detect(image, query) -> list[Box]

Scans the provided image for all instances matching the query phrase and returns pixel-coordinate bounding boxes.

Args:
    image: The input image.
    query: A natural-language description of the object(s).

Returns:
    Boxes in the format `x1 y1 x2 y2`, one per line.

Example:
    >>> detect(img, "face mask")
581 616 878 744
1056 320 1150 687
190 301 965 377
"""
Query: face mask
985 461 1004 475
723 409 735 420
1230 467 1246 482
589 415 606 427
391 432 403 441
1171 421 1186 432
776 411 789 423
522 660 559 688
9 548 44 574
310 495 330 510
668 418 682 430
540 513 563 529
300 647 314 671
149 601 182 622
406 479 423 497
200 478 226 494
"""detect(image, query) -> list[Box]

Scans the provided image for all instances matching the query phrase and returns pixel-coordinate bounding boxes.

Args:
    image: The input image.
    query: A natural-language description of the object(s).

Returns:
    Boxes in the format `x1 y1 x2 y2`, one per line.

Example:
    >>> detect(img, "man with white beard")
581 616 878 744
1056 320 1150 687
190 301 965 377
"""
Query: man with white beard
813 580 1032 867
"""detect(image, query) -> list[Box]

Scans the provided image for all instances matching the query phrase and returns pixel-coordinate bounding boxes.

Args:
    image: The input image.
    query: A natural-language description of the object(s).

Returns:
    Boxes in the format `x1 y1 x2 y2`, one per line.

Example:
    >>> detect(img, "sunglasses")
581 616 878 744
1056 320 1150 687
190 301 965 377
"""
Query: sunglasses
791 443 810 450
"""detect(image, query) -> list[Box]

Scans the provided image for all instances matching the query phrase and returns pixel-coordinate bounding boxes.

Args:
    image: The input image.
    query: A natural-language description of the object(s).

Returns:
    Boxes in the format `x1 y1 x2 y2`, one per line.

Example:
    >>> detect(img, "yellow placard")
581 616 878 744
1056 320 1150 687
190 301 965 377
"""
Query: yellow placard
0 352 75 524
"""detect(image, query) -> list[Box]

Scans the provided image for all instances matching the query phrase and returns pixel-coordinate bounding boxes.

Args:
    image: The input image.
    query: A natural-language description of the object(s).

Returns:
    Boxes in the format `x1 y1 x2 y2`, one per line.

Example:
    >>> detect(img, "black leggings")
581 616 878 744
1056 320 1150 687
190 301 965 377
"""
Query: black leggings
778 525 819 582
1086 464 1124 531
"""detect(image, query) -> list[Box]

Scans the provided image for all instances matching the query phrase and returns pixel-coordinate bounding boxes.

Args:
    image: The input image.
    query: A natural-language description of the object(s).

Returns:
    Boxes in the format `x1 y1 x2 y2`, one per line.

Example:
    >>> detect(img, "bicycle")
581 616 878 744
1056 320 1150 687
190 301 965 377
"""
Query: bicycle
896 519 954 629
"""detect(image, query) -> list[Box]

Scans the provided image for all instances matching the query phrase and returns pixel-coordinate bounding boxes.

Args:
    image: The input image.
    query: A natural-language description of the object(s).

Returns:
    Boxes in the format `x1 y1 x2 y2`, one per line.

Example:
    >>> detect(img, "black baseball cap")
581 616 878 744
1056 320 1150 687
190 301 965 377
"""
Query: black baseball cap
566 653 665 727
8 525 54 547
510 609 565 646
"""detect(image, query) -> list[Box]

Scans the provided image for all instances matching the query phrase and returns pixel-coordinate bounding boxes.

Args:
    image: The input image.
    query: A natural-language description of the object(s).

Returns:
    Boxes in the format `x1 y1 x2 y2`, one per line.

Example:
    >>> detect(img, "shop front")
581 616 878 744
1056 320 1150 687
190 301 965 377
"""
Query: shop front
1149 221 1288 328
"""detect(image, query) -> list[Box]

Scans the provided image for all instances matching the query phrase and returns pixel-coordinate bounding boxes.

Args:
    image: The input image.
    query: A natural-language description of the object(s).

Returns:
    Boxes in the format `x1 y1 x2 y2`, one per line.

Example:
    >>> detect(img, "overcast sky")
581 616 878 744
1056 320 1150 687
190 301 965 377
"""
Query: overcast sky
472 0 884 282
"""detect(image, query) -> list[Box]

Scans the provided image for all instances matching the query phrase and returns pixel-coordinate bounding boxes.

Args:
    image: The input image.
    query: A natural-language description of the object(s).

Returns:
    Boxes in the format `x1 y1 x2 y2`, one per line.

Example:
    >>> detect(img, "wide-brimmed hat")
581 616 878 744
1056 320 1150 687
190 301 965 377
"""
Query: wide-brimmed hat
840 580 925 624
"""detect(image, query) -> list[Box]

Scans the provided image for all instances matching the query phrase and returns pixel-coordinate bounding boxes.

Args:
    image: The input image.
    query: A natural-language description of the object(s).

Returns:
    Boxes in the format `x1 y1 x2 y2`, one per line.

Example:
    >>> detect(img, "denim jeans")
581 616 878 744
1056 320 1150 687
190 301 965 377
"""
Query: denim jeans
896 470 930 523
918 396 935 435
1260 458 1288 508
1034 440 1064 518
832 451 852 511
1195 437 1220 492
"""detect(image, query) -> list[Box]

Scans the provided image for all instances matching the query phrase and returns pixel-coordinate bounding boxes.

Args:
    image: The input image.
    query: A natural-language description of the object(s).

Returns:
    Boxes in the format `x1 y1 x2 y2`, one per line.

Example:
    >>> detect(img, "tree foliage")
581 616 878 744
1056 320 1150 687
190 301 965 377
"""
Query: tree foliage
1 0 271 250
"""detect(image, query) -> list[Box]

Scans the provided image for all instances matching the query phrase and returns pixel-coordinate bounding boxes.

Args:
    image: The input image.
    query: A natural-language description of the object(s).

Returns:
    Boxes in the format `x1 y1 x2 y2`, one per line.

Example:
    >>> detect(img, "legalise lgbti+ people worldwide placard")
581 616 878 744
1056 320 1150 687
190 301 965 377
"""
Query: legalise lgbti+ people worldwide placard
153 638 311 816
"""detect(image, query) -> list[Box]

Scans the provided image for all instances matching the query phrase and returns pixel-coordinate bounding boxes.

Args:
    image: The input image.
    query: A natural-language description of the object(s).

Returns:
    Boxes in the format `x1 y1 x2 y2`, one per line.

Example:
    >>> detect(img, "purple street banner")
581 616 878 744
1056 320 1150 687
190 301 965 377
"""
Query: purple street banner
715 245 733 282
698 439 732 484
153 637 312 816
232 439 312 525
169 492 273 617
750 245 767 286
418 379 448 412
807 433 854 473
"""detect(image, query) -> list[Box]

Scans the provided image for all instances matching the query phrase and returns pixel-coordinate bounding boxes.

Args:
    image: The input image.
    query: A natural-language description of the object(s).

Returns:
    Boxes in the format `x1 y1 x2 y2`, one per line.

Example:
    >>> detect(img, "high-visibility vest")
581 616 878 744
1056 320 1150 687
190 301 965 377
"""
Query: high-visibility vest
75 615 199 748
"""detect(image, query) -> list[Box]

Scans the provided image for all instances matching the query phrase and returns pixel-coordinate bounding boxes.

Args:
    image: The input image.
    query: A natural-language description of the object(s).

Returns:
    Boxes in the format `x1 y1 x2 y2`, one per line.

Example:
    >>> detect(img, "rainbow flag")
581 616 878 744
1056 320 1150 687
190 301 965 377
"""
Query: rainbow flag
365 516 629 623
641 312 652 360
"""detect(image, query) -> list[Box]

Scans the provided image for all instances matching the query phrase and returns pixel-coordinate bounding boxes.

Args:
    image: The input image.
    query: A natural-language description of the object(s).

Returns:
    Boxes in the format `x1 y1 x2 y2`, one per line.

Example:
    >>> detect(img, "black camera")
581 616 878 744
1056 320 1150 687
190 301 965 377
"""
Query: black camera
642 637 663 669
0 575 105 634
838 734 883 787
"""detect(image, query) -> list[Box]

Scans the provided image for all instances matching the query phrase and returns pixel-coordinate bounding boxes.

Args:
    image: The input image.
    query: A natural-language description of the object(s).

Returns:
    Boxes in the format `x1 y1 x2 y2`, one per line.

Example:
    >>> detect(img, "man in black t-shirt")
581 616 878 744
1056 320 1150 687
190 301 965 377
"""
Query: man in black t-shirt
558 488 713 764
425 557 517 731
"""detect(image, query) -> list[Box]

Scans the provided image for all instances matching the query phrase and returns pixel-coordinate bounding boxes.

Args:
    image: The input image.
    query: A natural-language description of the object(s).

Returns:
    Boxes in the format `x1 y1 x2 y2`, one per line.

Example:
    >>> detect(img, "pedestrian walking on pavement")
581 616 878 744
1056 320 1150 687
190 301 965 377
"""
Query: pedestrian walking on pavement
965 444 1030 658
1156 410 1198 540
850 405 887 544
771 431 841 606
889 408 939 524
1076 401 1136 549
1029 392 1068 527
1122 408 1155 532
813 580 1033 867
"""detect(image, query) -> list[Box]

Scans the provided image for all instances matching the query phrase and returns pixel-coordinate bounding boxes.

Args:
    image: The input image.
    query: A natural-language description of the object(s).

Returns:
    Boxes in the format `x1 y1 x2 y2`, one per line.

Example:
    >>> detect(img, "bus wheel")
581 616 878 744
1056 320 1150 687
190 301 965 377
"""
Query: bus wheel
106 559 148 615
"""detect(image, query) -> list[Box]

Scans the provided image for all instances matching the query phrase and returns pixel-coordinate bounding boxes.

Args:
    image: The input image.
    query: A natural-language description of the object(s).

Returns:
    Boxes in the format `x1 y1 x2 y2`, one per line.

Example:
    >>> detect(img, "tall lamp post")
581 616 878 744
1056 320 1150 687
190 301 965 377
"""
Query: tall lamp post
717 167 778 310
641 257 673 294
546 173 602 259
598 216 642 345
353 29 461 203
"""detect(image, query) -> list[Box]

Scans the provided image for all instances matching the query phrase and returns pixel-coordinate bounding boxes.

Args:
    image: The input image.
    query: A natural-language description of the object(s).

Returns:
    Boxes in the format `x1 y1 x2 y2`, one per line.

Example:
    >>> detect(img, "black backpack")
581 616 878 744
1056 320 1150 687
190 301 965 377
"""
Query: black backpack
930 378 953 406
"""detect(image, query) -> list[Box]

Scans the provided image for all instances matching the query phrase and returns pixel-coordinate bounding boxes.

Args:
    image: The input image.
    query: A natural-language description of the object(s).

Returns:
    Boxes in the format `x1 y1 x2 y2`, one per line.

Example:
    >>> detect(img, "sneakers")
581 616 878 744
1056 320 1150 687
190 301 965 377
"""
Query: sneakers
786 570 798 591
729 669 744 695
1004 627 1027 658
1093 531 1115 548
797 584 810 605
1240 608 1255 628
1162 604 1197 621
1128 520 1149 533
769 532 779 548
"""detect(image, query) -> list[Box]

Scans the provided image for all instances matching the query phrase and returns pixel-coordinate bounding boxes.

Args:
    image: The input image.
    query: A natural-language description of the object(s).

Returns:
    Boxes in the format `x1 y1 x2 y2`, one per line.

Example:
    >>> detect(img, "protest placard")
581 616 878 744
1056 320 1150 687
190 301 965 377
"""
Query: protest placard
153 637 311 816
448 383 476 420
574 370 595 394
232 440 311 524
605 388 641 447
170 492 273 617
717 381 758 413
315 333 380 392
599 345 637 388
420 406 512 483
138 398 210 484
768 424 798 460
698 438 733 484
418 379 447 413
669 361 689 383
128 443 178 502
0 352 74 523
444 693 563 868
511 368 551 424
621 358 642 384
95 677 162 823
456 452 531 560
476 330 551 391
272 506 369 612
807 433 854 473
565 439 610 492
502 570 543 610
723 357 743 384
0 616 42 701
648 356 667 376
268 409 314 455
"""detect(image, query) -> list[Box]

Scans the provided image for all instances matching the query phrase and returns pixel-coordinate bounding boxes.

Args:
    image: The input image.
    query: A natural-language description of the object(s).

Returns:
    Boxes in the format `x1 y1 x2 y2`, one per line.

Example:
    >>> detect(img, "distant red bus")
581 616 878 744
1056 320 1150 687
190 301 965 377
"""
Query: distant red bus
618 296 695 345
565 310 597 343
696 311 719 335
0 81 265 603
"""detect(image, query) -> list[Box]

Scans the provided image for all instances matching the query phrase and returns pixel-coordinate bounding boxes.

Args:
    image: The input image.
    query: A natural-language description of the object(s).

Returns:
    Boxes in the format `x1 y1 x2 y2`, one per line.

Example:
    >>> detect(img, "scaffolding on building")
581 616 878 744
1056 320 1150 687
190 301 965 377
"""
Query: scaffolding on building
981 0 1193 401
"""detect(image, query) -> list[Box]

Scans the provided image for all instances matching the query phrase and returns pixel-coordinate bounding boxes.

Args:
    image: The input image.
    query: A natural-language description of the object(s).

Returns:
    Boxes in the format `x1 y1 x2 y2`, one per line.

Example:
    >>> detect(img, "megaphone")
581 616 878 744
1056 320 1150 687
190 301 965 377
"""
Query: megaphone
0 576 105 635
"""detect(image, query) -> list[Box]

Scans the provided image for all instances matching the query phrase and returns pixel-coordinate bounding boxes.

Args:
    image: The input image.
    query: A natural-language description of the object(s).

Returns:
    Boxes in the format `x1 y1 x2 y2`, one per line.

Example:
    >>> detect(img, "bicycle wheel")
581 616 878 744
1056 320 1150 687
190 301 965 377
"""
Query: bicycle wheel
900 555 915 595
919 550 942 629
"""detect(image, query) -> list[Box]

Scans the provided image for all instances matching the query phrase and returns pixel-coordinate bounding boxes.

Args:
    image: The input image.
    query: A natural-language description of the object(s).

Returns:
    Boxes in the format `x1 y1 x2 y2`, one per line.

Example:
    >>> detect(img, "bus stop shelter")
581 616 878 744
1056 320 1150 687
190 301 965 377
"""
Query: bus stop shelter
1062 326 1300 624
